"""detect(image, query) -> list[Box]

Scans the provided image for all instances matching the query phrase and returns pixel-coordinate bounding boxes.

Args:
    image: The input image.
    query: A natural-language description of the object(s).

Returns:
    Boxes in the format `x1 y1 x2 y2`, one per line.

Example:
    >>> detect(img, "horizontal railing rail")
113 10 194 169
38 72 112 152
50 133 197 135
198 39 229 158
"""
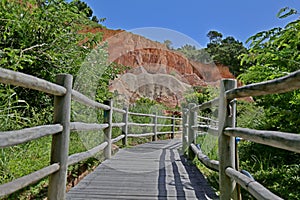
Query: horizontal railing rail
0 67 182 199
183 69 300 200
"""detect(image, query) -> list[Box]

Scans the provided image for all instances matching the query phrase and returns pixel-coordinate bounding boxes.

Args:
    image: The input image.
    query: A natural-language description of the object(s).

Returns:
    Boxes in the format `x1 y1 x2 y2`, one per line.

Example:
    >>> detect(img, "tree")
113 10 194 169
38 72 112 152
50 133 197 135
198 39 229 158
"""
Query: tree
71 0 93 18
206 31 248 75
207 30 223 44
239 8 300 133
0 0 103 109
71 0 102 24
177 44 212 63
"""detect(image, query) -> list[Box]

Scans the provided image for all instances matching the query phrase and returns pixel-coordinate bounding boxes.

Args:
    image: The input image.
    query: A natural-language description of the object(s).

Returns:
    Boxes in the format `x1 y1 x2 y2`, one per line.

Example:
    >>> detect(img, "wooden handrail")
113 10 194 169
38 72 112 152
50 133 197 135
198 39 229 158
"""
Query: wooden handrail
0 163 60 197
182 70 300 200
0 67 181 199
0 124 62 148
0 68 66 96
225 127 300 153
226 69 300 99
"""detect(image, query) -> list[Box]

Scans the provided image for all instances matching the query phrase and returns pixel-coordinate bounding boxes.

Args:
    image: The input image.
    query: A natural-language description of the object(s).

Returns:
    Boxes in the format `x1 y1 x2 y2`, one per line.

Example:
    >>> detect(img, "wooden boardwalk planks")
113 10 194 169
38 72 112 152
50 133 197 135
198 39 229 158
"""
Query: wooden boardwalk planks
67 139 218 200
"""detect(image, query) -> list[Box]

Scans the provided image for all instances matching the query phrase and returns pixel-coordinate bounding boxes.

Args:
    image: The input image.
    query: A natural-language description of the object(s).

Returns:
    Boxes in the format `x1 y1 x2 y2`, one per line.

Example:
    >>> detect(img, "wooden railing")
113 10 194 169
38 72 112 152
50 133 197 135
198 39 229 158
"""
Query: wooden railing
183 69 300 200
0 68 182 199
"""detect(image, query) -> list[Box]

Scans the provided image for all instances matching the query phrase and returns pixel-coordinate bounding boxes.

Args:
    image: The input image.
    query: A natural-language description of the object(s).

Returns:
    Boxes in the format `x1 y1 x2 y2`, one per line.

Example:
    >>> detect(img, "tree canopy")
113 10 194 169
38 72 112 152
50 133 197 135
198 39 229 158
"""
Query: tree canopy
0 0 105 109
239 8 300 133
206 30 249 76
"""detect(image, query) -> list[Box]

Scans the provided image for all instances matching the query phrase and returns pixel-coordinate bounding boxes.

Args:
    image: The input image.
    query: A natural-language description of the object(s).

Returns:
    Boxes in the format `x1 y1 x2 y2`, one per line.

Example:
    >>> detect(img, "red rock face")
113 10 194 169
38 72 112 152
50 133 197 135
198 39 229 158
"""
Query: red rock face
92 28 237 107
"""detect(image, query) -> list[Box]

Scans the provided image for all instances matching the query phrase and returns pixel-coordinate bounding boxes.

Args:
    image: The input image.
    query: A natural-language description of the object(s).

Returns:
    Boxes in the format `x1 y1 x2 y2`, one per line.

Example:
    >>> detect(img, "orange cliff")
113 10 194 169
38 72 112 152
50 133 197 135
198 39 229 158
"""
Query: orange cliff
83 27 240 107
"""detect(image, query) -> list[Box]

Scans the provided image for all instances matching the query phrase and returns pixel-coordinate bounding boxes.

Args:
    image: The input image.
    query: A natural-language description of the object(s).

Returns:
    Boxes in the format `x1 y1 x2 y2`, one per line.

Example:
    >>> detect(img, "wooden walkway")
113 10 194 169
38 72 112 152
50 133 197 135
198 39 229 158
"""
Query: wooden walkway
67 139 218 199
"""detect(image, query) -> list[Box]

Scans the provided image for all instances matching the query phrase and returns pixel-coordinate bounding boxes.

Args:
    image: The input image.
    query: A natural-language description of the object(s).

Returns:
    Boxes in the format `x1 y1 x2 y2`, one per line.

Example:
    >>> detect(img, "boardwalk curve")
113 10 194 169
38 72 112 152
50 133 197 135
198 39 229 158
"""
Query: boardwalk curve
67 139 218 200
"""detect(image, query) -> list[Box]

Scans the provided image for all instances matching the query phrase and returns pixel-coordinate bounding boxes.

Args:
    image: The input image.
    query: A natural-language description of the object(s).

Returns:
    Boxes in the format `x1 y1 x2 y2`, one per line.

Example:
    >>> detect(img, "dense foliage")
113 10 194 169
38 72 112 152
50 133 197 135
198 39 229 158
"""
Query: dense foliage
0 0 113 198
193 8 300 200
177 31 248 76
206 31 249 76
237 8 300 199
239 8 300 133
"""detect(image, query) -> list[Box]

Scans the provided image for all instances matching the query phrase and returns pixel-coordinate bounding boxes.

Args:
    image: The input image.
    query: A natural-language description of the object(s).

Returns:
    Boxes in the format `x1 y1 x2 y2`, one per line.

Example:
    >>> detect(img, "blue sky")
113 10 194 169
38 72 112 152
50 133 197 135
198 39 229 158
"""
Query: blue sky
83 0 300 48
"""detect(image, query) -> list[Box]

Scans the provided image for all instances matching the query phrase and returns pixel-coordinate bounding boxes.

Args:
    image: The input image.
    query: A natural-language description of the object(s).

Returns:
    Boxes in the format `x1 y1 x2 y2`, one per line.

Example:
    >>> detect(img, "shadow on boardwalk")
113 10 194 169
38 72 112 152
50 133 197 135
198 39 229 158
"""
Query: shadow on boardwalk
67 139 218 200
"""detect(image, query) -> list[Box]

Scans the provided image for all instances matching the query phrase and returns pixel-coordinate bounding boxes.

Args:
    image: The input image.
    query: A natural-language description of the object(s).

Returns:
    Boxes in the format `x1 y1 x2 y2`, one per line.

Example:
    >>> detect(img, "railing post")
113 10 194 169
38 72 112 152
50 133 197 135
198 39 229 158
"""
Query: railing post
48 74 72 200
232 99 242 200
171 114 175 139
152 112 157 141
182 108 189 155
122 107 129 146
218 79 237 200
104 99 113 159
188 103 197 159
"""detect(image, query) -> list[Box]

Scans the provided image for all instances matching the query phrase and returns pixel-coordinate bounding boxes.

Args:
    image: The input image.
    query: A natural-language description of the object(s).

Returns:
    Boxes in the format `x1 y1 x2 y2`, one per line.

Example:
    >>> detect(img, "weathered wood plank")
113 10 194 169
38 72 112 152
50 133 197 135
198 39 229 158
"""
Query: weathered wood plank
48 74 72 200
70 122 109 131
0 163 59 197
225 167 283 200
127 122 155 127
103 100 113 159
112 107 126 114
127 132 154 138
0 124 62 148
224 127 300 153
190 143 219 171
0 68 66 96
218 79 237 200
157 124 174 127
156 115 175 120
67 142 108 166
188 103 197 159
112 122 125 128
71 90 110 110
122 107 129 146
226 69 300 99
67 139 217 200
111 134 125 143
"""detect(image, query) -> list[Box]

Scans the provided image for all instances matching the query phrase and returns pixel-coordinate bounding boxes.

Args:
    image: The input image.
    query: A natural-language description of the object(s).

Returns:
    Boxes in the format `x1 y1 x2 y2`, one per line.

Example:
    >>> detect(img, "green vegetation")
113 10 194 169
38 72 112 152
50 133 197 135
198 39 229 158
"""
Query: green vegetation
0 0 299 199
194 7 300 200
237 7 300 199
176 30 249 76
0 0 113 199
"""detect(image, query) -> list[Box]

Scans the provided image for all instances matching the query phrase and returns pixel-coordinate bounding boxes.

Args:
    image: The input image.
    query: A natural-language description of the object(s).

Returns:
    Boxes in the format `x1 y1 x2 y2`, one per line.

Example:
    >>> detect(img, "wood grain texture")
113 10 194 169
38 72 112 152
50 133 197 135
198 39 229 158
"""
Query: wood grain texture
225 127 300 153
112 123 125 128
225 168 283 200
112 107 126 114
128 122 155 127
48 74 72 199
122 107 129 146
70 122 109 131
217 79 237 200
190 143 219 172
71 90 110 110
67 139 217 200
0 68 66 96
67 142 108 166
111 135 125 144
0 124 62 148
182 108 189 155
226 69 300 99
127 133 154 138
0 164 59 197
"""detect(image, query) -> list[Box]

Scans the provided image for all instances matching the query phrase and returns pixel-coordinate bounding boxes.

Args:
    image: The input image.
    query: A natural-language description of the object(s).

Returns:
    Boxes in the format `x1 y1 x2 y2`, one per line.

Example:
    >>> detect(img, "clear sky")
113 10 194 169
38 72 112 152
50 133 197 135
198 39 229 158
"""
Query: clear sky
83 0 300 48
